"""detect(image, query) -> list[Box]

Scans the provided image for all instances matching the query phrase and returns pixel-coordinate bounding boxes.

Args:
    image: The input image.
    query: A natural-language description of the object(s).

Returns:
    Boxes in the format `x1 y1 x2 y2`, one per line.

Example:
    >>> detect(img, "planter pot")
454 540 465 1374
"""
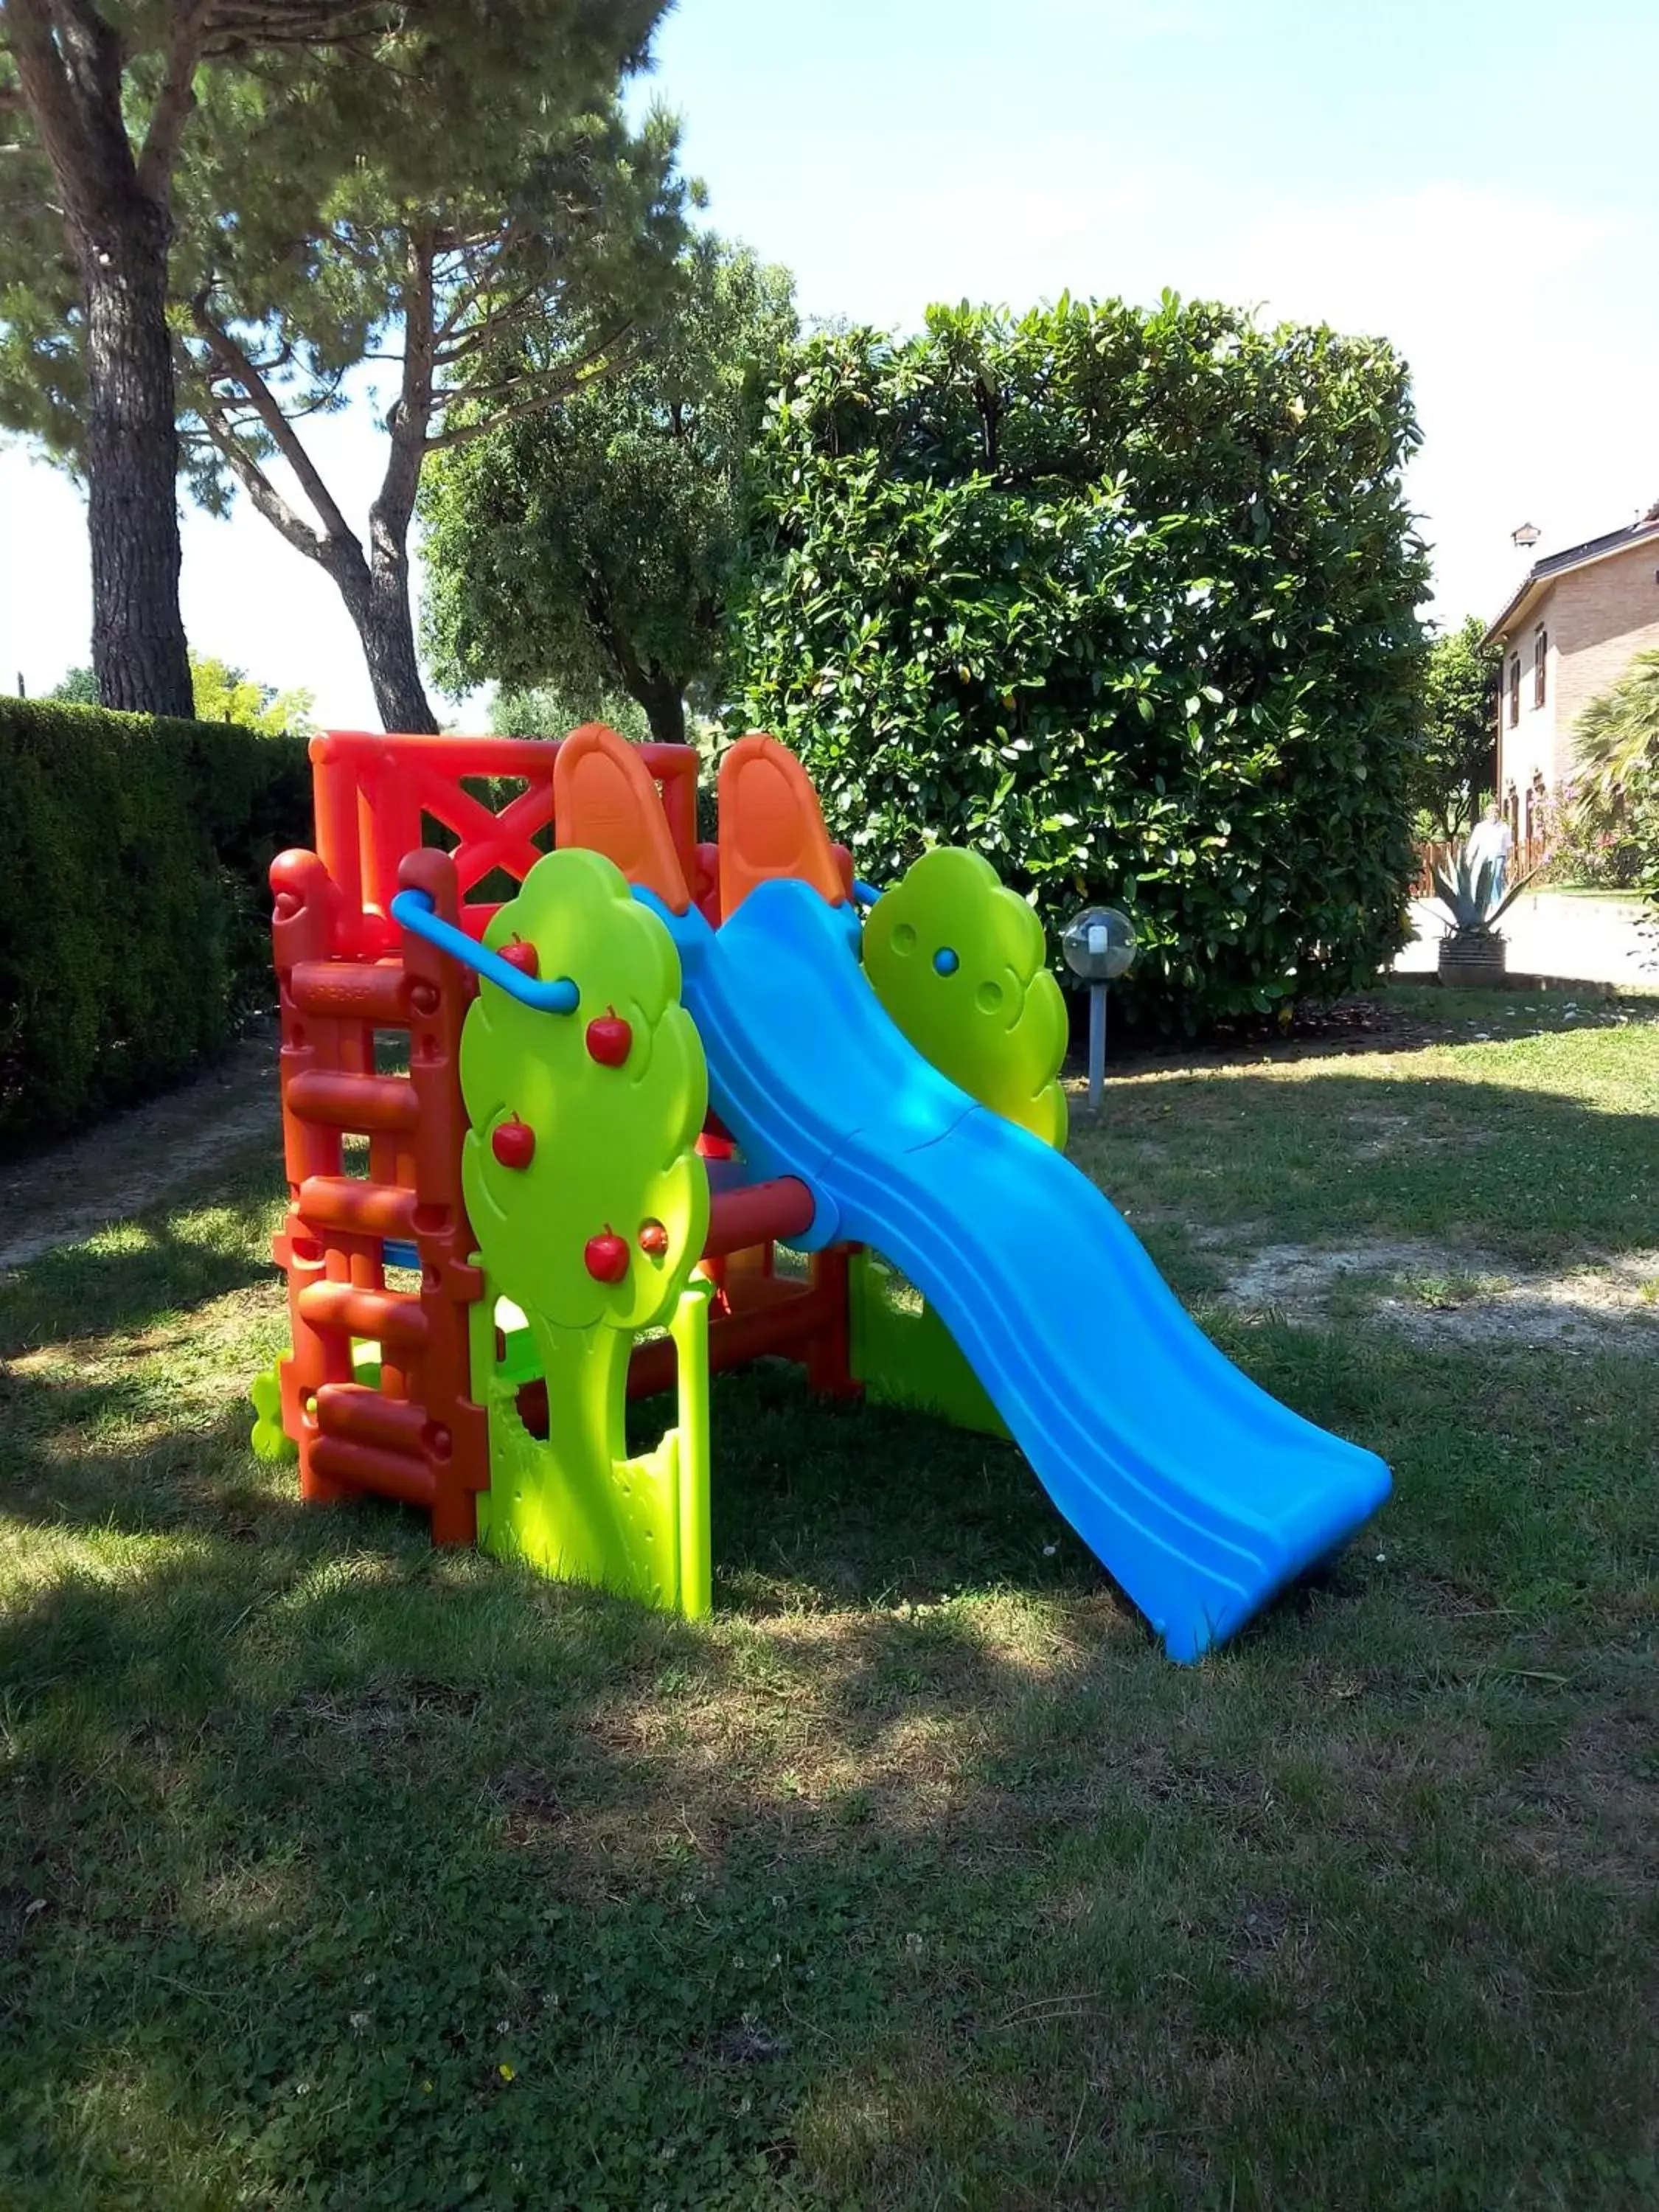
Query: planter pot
1438 931 1507 987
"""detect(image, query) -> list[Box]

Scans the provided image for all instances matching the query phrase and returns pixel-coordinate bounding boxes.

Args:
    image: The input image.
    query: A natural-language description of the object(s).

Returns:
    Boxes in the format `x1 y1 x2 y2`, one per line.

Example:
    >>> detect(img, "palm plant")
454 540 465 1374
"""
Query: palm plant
1573 648 1659 801
1549 650 1659 900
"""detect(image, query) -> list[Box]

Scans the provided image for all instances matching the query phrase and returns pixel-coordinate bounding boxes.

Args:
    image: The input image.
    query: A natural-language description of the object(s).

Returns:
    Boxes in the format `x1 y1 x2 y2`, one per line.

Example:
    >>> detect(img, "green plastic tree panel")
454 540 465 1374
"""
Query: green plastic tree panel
854 847 1068 1425
472 1280 712 1618
248 1363 296 1464
848 1253 1009 1440
458 847 712 1615
862 846 1068 1147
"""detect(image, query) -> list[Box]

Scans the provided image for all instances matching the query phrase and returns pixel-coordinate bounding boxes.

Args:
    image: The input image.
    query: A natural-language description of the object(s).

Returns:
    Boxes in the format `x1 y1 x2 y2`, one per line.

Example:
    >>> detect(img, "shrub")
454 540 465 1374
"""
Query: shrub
0 698 308 1147
1546 783 1649 891
729 298 1428 1029
1557 650 1659 918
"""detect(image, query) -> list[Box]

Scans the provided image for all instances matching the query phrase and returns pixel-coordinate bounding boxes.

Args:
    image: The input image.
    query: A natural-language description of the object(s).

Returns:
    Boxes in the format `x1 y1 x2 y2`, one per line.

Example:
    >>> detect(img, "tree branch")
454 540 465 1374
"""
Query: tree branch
367 224 435 552
432 233 532 341
3 0 124 237
423 349 626 453
198 406 330 562
432 287 550 368
190 296 358 546
200 2 396 58
136 0 211 201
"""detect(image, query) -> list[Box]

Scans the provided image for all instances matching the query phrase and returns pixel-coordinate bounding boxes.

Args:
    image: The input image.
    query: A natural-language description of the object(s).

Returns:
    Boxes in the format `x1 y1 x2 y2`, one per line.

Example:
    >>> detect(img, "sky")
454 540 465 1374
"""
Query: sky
3 0 1655 726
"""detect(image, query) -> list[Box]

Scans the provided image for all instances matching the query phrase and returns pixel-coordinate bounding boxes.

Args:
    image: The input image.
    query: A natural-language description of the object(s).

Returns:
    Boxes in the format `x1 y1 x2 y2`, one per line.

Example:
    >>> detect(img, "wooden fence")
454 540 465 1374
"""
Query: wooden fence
1411 835 1550 900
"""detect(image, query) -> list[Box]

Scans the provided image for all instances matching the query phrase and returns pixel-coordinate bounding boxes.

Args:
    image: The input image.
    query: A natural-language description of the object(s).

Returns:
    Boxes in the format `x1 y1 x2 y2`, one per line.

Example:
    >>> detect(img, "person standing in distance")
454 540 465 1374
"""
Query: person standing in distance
1465 801 1514 897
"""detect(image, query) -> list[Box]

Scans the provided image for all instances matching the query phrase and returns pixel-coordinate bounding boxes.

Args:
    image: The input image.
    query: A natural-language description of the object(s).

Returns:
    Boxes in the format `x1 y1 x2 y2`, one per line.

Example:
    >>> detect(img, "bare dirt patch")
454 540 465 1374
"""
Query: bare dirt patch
0 1033 279 1275
1220 1239 1659 1351
1225 1242 1450 1307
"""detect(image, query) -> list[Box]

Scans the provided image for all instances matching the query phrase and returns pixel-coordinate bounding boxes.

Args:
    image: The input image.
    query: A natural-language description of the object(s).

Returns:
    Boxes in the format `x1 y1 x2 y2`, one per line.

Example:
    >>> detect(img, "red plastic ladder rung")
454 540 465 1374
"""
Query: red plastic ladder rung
287 1070 419 1133
288 959 409 1023
313 1382 431 1454
310 1433 437 1509
298 1176 418 1239
296 1280 428 1349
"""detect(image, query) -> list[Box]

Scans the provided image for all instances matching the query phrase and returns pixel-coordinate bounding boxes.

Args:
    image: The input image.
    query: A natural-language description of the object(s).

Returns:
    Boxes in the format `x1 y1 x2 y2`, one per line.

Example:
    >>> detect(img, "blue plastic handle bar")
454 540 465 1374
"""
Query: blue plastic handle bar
389 888 579 1014
852 878 884 909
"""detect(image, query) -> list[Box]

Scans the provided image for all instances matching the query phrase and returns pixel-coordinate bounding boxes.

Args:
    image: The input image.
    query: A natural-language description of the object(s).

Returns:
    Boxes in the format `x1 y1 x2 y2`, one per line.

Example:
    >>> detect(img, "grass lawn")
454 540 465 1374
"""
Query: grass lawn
2 985 1656 2209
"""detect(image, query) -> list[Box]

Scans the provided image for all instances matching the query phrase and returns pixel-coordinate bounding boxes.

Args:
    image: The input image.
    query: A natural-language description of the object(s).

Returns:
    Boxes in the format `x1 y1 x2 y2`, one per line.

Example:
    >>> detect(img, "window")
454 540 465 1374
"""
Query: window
1509 655 1520 727
1534 627 1548 709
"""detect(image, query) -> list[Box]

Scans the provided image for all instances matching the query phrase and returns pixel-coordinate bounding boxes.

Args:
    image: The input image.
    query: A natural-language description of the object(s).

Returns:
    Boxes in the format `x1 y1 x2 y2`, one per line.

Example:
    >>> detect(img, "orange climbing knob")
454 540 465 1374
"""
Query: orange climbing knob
717 733 847 919
554 723 691 914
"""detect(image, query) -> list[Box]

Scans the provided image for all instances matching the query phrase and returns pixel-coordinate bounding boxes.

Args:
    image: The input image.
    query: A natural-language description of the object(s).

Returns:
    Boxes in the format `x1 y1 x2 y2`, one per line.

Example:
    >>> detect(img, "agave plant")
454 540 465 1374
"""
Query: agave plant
1427 848 1540 938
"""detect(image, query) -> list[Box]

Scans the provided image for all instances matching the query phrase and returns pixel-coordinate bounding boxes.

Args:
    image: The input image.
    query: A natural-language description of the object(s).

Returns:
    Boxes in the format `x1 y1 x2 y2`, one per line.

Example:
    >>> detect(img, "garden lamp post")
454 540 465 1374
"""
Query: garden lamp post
1061 906 1137 1111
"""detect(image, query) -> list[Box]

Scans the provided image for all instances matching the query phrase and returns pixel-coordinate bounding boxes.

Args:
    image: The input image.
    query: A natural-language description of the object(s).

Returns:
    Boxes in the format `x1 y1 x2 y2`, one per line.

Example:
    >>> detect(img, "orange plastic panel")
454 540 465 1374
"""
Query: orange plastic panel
717 734 846 917
553 723 692 914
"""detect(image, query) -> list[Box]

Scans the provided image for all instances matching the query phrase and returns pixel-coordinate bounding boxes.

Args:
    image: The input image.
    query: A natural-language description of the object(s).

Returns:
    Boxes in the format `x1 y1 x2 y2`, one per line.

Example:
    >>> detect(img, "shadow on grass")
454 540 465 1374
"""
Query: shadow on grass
1 1415 1654 2211
0 1179 279 1360
3 1053 1658 2205
5 1304 1658 2207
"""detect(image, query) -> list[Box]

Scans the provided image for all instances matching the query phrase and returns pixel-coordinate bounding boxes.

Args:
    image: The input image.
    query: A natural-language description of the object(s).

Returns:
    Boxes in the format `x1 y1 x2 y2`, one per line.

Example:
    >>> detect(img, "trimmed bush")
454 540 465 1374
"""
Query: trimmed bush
731 298 1429 1029
0 698 308 1148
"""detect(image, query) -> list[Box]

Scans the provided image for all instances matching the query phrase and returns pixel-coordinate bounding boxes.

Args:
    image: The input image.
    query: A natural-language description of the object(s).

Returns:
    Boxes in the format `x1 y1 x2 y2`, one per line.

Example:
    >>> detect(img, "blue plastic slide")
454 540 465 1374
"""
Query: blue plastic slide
645 879 1391 1661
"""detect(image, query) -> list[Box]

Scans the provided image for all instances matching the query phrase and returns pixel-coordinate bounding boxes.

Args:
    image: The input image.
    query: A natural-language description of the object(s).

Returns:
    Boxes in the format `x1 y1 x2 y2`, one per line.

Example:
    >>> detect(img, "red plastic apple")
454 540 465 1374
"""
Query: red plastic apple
498 937 539 978
583 1225 630 1283
585 1005 632 1068
638 1219 669 1256
490 1117 535 1170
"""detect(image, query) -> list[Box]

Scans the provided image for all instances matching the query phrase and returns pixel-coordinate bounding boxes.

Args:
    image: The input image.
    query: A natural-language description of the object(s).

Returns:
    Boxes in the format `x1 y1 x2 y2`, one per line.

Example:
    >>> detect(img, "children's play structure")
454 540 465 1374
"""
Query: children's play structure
255 722 1390 1661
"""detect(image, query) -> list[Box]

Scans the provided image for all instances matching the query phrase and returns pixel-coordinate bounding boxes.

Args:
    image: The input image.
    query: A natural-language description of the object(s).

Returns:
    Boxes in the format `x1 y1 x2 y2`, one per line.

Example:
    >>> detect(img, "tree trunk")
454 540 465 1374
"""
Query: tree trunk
83 209 194 717
327 535 439 734
597 611 687 745
636 675 687 747
7 0 195 720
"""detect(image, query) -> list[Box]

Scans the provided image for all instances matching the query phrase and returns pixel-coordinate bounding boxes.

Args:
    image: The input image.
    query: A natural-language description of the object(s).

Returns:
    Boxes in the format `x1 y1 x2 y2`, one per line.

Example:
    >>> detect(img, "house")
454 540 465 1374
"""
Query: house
1484 501 1659 841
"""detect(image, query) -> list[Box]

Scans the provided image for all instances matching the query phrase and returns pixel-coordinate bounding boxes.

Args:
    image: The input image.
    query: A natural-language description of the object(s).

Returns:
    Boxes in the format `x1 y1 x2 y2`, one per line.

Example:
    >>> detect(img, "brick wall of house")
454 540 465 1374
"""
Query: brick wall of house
1551 538 1659 756
1495 529 1659 801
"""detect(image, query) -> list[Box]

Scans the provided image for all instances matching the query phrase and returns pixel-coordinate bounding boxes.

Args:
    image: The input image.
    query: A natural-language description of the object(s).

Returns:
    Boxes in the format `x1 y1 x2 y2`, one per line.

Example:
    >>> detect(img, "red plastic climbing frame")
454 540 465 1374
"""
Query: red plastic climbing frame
270 728 857 1550
310 728 705 950
270 839 487 1543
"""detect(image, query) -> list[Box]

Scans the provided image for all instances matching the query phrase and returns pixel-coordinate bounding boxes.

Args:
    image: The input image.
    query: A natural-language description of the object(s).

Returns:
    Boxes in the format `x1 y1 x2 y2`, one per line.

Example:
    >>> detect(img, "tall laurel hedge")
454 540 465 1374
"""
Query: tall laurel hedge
730 297 1429 1027
0 698 308 1147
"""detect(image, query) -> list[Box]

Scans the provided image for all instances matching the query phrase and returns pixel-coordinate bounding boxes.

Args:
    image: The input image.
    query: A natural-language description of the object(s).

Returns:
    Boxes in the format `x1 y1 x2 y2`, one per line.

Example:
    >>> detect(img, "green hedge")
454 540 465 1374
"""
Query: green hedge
731 298 1429 1029
0 698 309 1149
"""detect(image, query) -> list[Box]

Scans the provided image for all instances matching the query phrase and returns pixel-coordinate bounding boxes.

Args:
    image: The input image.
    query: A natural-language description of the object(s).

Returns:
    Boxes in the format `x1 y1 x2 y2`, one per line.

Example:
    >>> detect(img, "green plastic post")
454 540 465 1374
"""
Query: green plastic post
670 1277 712 1618
458 847 713 1615
848 1256 1009 1439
